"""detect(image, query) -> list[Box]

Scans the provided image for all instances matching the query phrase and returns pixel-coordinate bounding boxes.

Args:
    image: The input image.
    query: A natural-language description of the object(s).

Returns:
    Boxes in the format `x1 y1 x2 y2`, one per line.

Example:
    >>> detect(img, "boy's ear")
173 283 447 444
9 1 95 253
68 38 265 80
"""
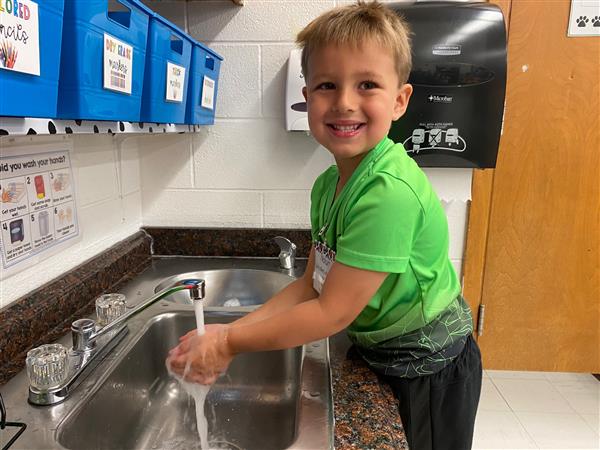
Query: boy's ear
302 86 308 101
392 84 413 121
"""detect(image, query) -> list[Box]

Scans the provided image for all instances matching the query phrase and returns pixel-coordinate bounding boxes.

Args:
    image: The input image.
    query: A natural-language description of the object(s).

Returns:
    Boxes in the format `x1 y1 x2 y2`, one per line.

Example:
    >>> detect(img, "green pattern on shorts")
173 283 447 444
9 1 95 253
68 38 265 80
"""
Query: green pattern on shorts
353 296 474 378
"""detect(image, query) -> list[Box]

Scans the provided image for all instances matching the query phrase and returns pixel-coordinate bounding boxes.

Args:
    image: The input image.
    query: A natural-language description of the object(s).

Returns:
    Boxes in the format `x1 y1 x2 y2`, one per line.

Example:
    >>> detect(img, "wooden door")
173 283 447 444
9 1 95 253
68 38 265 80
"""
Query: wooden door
464 0 600 372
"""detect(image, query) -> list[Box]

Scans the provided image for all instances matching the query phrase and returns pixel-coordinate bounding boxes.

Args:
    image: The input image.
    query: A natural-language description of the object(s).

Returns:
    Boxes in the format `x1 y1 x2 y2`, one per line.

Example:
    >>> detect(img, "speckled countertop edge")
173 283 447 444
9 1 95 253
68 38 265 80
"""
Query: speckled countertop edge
330 334 408 449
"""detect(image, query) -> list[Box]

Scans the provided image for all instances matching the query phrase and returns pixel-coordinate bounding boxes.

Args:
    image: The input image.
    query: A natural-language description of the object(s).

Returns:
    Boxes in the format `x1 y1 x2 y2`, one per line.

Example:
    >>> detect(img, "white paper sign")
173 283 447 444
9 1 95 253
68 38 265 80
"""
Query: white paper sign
0 0 40 75
103 33 133 94
166 61 185 102
0 149 79 269
201 75 215 110
568 0 600 36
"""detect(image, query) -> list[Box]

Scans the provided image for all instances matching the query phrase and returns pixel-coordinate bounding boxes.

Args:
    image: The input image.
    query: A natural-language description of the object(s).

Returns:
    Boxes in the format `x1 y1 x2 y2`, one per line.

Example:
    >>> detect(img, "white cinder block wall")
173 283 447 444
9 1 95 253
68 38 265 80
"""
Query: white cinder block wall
139 1 337 229
139 0 470 273
1 0 470 308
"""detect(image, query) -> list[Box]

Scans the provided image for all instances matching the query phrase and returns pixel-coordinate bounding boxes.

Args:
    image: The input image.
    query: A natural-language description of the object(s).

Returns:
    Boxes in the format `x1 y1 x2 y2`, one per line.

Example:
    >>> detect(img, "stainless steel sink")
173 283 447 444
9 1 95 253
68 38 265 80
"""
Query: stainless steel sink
154 268 295 307
0 260 332 450
57 311 308 450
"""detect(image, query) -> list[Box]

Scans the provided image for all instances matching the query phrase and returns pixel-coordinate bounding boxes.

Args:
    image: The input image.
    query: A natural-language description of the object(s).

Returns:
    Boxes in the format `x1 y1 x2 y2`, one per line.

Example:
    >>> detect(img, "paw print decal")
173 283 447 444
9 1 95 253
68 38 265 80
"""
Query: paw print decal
592 16 600 27
576 16 589 27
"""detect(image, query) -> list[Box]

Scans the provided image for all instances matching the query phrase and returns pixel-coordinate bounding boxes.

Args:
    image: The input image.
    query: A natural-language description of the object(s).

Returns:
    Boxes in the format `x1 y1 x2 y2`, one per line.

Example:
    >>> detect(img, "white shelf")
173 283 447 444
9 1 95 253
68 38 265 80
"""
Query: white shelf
0 117 201 137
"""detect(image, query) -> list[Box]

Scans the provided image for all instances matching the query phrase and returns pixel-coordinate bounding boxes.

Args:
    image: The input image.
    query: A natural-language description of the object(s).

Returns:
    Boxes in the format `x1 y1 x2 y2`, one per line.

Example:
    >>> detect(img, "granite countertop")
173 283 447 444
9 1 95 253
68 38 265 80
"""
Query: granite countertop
330 332 408 450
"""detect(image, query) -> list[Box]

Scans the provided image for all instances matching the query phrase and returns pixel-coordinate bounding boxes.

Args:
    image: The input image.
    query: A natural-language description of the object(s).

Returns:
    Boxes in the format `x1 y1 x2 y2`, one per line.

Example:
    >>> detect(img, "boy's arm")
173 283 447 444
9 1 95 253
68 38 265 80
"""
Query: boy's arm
230 247 318 327
166 258 387 384
227 261 387 353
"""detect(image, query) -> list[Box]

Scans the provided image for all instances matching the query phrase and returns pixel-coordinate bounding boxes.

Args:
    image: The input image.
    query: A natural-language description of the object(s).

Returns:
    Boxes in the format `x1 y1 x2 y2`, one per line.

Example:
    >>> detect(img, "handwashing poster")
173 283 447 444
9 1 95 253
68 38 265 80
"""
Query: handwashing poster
0 145 79 273
0 0 40 75
104 33 133 94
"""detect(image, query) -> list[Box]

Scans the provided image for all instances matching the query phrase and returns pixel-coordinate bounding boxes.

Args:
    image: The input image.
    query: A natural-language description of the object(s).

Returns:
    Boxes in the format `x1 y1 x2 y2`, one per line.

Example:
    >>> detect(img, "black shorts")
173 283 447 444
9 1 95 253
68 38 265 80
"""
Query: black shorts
380 335 483 450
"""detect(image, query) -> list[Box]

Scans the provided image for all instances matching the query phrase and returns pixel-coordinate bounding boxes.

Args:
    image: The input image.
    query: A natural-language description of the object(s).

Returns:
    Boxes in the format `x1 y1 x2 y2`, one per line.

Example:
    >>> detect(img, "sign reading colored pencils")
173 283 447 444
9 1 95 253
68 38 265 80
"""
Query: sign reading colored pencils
103 33 133 94
0 0 40 75
166 61 185 102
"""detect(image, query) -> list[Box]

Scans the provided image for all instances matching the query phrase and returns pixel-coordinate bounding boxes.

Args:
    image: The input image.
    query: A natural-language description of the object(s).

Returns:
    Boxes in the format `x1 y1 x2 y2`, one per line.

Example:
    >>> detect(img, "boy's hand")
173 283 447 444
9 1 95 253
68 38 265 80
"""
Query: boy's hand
177 328 199 343
166 324 233 385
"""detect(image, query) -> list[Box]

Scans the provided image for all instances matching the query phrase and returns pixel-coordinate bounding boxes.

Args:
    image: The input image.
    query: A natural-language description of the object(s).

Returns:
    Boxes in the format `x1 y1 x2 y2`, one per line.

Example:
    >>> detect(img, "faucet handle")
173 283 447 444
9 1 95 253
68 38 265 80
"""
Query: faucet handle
95 293 127 327
274 236 296 269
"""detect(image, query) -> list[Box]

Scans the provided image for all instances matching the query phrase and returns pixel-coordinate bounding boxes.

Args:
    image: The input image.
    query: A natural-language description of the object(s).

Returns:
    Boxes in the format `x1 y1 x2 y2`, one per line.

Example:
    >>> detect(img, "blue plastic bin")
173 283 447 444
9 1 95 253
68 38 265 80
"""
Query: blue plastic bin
0 0 65 118
140 14 192 124
185 41 222 125
57 0 151 121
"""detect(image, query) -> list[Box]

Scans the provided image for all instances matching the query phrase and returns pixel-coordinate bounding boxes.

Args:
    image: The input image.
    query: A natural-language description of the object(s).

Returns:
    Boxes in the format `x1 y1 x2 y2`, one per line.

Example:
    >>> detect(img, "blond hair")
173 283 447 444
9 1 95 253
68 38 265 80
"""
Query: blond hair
296 1 412 84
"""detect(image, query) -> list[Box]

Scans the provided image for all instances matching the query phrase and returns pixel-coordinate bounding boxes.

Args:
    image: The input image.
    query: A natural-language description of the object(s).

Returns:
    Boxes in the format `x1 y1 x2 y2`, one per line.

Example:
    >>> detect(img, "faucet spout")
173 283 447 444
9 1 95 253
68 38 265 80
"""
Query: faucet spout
78 280 205 352
180 278 206 301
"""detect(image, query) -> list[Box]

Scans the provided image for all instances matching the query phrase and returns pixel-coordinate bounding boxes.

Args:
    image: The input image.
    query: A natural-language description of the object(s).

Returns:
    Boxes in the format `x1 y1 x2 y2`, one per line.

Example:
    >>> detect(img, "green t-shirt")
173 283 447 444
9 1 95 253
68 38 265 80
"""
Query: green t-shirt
310 137 473 377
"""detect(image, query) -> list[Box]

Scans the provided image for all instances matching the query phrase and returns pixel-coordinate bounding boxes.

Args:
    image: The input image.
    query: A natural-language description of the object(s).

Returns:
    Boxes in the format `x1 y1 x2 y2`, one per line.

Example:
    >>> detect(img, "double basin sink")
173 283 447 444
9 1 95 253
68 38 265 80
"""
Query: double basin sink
0 258 333 450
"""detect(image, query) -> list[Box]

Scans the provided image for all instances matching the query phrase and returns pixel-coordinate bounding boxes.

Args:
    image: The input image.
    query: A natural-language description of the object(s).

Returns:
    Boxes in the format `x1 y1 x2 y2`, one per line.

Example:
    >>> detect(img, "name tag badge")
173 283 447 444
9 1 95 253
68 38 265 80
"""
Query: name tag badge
313 241 335 294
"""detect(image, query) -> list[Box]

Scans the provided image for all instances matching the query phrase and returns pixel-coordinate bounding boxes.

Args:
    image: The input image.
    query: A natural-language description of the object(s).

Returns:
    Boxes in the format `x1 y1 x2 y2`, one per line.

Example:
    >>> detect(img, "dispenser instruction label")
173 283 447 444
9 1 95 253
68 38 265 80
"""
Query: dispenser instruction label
0 149 79 268
0 0 40 75
432 44 461 56
403 122 467 154
104 33 133 94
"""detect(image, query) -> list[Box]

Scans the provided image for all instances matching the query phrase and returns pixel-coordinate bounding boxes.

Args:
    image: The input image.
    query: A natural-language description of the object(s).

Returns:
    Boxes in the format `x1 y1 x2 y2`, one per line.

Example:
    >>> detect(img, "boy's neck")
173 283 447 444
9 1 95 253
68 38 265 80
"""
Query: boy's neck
334 152 368 196
332 136 392 196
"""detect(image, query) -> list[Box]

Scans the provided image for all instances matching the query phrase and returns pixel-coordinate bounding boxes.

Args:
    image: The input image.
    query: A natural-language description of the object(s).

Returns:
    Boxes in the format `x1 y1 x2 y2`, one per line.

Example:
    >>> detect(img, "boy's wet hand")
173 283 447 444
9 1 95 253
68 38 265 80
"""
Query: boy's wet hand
166 324 233 385
176 324 223 344
178 329 197 342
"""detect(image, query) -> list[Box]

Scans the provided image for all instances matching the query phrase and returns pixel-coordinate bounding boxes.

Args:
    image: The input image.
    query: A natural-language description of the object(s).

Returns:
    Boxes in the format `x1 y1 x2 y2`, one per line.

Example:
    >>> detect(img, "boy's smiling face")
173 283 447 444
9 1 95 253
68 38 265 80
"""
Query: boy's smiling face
303 39 412 163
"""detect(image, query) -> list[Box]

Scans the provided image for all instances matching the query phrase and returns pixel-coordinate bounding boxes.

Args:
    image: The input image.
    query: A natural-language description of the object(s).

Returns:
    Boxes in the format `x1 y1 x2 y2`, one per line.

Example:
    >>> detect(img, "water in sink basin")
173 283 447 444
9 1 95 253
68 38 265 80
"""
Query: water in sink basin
154 269 295 307
57 312 302 450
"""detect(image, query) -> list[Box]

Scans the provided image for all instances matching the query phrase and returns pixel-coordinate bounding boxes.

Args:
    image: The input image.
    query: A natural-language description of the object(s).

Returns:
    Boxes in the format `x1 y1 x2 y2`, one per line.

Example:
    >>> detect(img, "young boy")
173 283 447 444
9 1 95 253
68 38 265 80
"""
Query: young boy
168 2 482 449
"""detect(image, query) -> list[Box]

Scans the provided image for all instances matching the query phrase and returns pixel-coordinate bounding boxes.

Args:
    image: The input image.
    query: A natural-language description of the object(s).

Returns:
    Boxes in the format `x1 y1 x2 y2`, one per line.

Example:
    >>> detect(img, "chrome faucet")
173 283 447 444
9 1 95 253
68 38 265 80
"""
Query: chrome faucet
72 280 205 352
28 279 205 406
274 236 296 270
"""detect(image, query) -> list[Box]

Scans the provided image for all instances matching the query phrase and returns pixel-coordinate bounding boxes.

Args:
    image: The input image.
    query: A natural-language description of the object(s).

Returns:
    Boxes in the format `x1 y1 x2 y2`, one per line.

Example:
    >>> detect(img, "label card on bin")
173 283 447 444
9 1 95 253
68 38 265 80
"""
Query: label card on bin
201 76 215 110
166 61 185 102
0 0 40 75
103 33 133 95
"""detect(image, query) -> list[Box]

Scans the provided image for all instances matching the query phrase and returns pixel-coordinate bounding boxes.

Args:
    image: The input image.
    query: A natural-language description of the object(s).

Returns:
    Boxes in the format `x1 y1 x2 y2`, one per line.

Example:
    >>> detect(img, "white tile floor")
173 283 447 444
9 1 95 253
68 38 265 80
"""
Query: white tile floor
473 371 600 450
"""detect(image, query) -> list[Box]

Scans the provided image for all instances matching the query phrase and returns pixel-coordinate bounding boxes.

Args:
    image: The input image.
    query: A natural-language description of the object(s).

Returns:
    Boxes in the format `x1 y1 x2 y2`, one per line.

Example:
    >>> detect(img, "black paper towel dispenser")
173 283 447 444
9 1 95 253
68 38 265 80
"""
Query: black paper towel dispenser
388 1 507 168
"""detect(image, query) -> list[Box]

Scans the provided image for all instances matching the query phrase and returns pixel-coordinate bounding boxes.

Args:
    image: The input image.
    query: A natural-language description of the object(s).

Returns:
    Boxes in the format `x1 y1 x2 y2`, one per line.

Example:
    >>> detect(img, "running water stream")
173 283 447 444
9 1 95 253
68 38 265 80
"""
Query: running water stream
168 301 241 449
168 300 210 449
188 300 210 448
